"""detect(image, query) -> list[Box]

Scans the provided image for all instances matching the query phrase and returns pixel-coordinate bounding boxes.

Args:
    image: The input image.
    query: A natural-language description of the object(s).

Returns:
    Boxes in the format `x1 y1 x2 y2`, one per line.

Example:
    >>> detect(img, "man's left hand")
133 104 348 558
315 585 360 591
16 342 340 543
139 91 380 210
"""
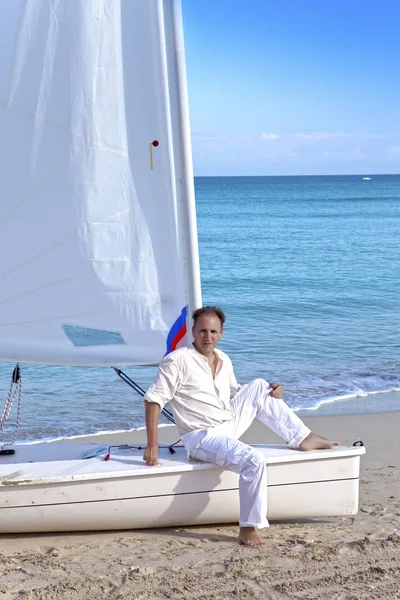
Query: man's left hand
270 382 284 399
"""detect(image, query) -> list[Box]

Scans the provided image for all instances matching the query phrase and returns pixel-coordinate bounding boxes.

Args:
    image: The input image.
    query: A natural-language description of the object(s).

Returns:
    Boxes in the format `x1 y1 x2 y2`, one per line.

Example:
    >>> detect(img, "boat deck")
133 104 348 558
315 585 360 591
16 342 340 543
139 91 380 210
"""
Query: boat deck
0 442 365 486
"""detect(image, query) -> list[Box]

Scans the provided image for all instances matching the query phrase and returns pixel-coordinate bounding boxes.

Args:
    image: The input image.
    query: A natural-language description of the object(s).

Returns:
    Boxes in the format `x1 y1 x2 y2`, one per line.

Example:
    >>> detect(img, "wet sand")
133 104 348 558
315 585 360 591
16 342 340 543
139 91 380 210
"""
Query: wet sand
1 410 400 599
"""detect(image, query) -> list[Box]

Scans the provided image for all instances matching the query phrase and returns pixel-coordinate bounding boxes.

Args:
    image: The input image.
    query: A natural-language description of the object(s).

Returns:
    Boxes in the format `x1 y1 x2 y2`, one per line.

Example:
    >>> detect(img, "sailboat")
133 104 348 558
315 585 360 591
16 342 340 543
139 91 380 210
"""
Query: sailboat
0 0 364 534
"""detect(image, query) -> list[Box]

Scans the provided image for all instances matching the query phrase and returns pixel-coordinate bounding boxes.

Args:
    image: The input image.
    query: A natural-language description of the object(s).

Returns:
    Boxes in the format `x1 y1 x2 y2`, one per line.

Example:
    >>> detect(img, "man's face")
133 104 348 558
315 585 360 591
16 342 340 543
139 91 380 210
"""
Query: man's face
192 313 223 357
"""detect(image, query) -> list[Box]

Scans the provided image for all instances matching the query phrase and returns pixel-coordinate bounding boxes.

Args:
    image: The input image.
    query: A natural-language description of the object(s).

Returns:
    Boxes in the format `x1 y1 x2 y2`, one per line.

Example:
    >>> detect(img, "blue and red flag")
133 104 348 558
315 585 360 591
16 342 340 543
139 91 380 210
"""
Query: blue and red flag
165 306 187 356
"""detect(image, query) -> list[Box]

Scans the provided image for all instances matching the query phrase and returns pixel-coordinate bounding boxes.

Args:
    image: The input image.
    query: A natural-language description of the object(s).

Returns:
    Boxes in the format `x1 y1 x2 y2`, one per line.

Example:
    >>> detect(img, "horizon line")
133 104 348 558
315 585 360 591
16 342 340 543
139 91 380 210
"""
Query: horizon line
193 172 400 178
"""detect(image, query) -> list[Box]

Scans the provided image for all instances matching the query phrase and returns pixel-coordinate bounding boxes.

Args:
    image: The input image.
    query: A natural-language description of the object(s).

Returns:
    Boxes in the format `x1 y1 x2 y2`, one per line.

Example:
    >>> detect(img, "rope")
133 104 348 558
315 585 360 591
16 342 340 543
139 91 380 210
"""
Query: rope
104 440 183 461
0 364 22 451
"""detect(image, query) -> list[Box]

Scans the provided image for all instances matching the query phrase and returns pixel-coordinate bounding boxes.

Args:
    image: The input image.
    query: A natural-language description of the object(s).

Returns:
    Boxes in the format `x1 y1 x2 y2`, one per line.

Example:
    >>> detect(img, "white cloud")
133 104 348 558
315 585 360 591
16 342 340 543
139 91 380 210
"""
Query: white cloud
318 146 363 159
294 132 350 141
259 133 280 140
195 131 397 146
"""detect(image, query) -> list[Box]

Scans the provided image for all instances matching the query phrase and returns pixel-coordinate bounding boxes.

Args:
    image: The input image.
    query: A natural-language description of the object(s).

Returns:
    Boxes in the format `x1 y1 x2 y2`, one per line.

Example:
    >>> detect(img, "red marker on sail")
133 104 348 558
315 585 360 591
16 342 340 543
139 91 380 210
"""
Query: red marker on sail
150 140 159 169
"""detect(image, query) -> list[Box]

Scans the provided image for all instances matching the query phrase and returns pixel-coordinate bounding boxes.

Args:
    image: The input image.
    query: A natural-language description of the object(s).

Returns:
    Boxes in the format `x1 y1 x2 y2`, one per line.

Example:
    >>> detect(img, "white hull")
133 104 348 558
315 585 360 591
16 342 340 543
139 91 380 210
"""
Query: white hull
0 425 365 534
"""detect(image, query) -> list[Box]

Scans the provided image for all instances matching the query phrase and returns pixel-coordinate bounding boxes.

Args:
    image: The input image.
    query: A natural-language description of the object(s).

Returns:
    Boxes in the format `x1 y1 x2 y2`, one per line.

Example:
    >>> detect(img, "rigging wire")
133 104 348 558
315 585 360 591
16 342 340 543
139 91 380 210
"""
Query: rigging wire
112 367 175 424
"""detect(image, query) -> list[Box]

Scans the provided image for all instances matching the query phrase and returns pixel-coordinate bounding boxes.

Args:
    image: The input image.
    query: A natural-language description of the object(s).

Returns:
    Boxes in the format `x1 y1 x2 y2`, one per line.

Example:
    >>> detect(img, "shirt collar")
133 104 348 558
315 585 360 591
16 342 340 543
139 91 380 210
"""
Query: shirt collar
191 343 224 363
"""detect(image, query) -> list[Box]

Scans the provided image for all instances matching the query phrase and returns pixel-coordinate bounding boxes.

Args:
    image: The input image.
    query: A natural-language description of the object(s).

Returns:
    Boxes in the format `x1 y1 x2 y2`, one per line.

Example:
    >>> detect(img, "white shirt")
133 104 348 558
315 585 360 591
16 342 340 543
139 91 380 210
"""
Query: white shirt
144 345 239 436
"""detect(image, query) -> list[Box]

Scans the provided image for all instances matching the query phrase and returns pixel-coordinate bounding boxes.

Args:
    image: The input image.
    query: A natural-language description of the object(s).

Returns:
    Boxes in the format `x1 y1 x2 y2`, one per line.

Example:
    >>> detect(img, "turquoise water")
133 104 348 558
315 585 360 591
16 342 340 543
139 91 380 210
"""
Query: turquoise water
1 175 400 441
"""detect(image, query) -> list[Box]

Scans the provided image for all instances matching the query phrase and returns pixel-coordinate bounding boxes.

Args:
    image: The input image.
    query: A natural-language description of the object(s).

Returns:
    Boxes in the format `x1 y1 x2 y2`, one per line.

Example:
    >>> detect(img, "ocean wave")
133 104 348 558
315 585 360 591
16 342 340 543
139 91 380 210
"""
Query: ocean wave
292 387 400 415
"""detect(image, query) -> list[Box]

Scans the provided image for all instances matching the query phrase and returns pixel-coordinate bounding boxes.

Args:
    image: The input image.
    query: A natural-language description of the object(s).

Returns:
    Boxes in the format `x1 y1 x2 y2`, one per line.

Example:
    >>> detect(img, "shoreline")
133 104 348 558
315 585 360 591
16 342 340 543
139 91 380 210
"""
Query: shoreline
296 389 400 418
1 410 400 598
9 390 400 446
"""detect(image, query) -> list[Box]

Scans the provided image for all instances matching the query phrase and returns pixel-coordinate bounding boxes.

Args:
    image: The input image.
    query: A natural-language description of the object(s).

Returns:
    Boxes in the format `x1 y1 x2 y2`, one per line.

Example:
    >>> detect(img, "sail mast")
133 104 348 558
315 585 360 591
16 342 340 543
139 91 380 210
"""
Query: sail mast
171 0 202 322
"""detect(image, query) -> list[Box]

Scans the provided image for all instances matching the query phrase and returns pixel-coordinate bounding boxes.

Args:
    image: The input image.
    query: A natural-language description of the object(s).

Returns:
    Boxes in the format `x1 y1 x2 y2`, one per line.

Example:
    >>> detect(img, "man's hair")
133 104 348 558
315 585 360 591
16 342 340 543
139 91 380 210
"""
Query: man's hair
192 306 225 327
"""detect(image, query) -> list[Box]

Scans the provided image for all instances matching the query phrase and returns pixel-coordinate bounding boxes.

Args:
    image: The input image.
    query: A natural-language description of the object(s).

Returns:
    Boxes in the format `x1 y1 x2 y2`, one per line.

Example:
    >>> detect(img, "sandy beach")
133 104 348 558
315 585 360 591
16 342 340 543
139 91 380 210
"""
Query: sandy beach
1 409 400 600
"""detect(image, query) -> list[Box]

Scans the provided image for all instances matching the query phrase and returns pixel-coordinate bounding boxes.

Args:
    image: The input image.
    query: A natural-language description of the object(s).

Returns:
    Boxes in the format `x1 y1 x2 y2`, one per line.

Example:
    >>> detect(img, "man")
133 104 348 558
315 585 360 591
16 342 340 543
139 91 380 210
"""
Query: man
144 306 339 547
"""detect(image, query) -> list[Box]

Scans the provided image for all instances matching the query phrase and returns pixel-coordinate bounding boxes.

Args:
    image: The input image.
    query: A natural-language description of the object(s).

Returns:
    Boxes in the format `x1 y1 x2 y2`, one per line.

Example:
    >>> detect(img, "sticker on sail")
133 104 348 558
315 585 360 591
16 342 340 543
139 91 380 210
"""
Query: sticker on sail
62 324 126 347
165 306 187 355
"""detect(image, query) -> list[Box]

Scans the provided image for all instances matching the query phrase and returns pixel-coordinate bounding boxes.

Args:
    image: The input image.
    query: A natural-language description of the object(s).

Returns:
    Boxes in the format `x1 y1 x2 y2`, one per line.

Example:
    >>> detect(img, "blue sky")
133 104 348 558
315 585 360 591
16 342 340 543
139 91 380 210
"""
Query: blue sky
182 0 400 176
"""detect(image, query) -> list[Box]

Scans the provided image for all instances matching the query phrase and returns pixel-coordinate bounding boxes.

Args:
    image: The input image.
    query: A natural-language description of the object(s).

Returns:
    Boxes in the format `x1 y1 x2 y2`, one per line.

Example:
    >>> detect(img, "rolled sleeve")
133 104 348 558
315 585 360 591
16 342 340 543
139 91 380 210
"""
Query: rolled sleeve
143 354 182 410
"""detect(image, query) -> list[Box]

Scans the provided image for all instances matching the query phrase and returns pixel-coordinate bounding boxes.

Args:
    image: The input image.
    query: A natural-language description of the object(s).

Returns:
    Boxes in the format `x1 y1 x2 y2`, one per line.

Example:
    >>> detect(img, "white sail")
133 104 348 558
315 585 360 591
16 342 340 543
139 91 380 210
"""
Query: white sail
0 0 201 366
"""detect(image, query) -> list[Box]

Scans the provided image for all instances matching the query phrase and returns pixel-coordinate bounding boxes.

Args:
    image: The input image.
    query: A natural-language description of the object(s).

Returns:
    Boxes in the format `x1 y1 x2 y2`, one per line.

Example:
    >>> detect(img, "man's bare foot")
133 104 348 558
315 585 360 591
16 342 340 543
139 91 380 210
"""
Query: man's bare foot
299 432 340 451
239 527 262 547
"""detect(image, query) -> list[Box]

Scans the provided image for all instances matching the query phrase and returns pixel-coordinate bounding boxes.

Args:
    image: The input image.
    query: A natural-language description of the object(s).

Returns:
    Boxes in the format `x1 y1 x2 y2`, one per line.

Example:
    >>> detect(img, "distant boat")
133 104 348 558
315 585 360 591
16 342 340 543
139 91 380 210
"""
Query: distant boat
363 177 372 180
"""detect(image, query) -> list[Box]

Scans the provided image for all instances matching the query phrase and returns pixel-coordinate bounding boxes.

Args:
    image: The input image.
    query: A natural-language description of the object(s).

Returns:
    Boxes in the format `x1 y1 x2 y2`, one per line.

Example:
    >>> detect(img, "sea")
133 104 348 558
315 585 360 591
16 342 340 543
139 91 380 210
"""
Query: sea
1 174 400 443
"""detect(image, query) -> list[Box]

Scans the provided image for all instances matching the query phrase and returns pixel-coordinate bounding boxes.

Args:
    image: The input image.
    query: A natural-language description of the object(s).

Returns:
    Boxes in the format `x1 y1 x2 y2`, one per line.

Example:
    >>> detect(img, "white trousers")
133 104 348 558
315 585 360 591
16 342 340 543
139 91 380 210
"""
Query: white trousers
183 379 311 529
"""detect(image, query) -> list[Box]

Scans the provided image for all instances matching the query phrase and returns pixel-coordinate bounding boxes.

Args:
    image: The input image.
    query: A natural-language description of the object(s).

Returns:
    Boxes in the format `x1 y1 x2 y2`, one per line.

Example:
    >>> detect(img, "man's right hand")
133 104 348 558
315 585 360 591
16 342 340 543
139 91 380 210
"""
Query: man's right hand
143 443 160 466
